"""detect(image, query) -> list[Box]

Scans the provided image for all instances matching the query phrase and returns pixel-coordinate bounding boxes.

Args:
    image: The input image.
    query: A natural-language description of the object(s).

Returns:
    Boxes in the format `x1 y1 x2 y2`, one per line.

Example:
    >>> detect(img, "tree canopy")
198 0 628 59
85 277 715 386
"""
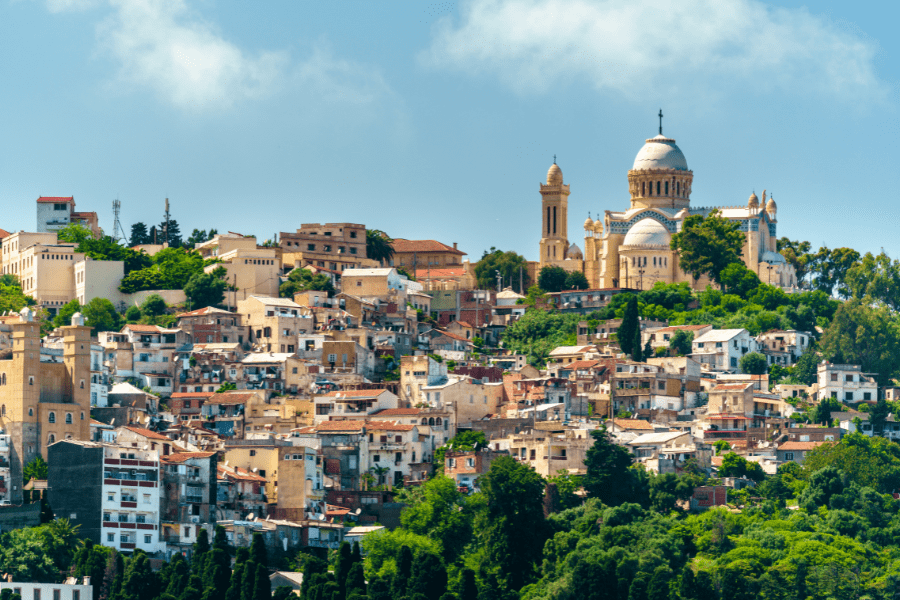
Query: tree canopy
670 209 745 285
474 248 529 291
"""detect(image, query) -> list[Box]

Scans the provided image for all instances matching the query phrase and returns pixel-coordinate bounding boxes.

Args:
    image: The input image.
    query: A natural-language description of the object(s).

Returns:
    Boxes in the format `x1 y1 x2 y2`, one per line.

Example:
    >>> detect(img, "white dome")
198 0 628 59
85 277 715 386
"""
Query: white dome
761 250 786 265
567 243 583 259
632 135 688 171
623 218 671 247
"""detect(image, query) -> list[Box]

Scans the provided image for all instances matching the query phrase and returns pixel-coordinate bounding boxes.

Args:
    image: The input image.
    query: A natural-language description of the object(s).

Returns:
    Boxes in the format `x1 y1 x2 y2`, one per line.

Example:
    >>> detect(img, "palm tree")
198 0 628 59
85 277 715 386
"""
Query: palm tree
369 465 390 487
366 230 395 265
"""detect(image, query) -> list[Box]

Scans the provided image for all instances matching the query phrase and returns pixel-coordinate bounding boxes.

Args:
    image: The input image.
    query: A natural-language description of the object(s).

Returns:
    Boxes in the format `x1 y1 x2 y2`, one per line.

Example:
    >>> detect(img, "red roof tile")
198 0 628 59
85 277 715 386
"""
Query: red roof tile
170 392 215 398
177 306 235 318
206 392 256 405
563 360 601 370
365 420 415 431
612 418 654 430
414 267 468 278
779 441 827 451
322 389 390 399
712 383 754 391
36 196 74 204
391 239 465 255
122 426 170 441
123 324 163 333
316 421 366 432
161 451 216 464
0 229 9 239
372 408 422 417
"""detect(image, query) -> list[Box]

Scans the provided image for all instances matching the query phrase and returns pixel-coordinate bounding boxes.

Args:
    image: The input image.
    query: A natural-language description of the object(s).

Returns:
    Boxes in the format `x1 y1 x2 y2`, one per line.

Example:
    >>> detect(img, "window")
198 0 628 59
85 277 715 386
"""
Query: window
784 452 794 461
65 413 73 424
350 231 358 238
103 512 111 521
350 247 357 255
250 450 256 456
323 245 332 252
118 514 128 522
307 244 315 251
74 592 80 600
831 372 838 382
53 590 60 600
846 392 853 401
136 514 146 523
107 533 115 542
145 534 152 544
846 374 854 382
48 412 55 424
374 455 381 463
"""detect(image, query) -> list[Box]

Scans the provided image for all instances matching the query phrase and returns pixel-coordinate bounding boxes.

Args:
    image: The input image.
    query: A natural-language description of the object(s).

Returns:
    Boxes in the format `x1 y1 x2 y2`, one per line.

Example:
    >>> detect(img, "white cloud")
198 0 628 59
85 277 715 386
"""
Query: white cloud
44 0 394 112
423 0 885 102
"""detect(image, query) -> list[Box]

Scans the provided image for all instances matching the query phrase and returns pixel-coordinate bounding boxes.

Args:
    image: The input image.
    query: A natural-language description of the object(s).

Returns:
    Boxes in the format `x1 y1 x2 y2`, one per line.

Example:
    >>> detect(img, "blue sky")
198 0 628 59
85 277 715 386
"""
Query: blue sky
0 0 897 262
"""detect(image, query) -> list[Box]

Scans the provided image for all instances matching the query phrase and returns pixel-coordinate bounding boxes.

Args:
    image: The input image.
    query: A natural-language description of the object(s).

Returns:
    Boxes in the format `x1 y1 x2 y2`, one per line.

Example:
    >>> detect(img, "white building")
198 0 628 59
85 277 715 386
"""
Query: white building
691 329 758 372
91 343 110 407
0 579 92 600
817 362 877 405
756 329 812 367
0 433 11 504
101 445 166 554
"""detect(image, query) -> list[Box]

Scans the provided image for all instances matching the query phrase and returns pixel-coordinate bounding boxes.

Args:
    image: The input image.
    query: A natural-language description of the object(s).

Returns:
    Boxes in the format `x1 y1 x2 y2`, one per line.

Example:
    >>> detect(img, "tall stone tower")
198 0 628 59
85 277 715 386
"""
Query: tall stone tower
539 160 570 266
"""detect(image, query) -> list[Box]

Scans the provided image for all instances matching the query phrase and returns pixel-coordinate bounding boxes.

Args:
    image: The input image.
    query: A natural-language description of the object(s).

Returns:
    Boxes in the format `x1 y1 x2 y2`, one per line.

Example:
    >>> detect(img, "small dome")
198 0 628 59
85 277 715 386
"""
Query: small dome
623 218 671 247
766 196 777 214
748 192 759 207
593 221 603 233
632 135 688 171
567 243 583 260
675 208 690 220
547 163 563 185
19 307 33 322
71 312 85 327
761 250 785 264
583 217 594 229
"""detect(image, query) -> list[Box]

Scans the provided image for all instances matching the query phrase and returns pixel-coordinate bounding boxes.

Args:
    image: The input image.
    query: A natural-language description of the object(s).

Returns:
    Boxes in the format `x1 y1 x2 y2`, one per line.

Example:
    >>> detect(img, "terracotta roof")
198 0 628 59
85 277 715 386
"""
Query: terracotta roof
170 392 215 398
372 408 422 417
123 324 163 333
779 441 827 451
391 239 465 255
365 420 415 432
452 321 474 328
206 392 256 405
36 196 74 204
612 418 654 430
0 229 9 239
322 389 389 399
316 421 366 432
414 267 468 278
218 464 266 482
707 414 750 420
161 451 216 464
122 426 170 441
434 330 473 344
177 306 235 318
564 360 600 370
712 383 754 391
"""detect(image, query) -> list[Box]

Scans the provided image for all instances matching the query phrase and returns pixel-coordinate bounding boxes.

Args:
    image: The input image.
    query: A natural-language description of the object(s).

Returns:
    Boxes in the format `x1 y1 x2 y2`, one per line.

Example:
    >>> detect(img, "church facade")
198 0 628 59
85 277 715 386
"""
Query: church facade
535 127 797 291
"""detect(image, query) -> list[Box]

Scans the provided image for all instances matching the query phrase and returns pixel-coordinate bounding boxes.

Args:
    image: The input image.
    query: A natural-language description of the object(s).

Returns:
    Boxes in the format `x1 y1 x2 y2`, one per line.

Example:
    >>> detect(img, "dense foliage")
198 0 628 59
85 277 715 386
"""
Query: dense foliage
474 248 529 291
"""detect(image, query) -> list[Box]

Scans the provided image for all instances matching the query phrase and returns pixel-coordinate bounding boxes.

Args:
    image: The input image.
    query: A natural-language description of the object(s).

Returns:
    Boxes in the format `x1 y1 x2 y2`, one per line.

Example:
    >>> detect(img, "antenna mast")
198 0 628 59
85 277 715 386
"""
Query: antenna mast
112 199 128 243
164 198 170 246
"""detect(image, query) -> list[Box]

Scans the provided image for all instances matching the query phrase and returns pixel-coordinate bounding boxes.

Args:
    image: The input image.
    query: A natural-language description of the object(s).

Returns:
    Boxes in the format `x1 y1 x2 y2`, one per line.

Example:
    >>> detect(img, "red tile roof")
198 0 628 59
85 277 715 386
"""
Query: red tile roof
564 360 601 370
414 267 468 278
206 392 256 405
218 464 266 482
654 324 712 334
779 441 827 451
177 306 235 318
123 324 163 333
434 330 473 344
366 420 415 432
36 196 74 204
170 392 215 398
391 239 465 255
161 451 216 464
612 418 654 430
316 421 366 432
122 426 170 441
0 229 9 239
712 383 754 391
372 408 422 417
323 389 389 399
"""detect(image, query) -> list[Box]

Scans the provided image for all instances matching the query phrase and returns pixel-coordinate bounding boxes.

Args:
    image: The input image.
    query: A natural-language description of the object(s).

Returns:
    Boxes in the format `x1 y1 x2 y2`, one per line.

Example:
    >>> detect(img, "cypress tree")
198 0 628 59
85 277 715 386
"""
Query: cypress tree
367 576 391 600
252 563 271 600
345 563 366 599
619 295 639 356
250 533 268 569
164 554 190 598
202 547 231 600
458 569 478 600
334 542 352 597
391 545 414 598
193 529 210 577
241 561 258 600
351 542 362 565
224 563 245 600
409 554 448 600
633 327 643 362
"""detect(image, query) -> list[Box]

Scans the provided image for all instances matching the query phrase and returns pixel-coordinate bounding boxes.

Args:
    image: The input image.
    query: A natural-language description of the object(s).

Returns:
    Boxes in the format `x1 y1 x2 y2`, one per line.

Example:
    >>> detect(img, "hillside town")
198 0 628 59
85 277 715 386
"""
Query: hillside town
1 136 899 600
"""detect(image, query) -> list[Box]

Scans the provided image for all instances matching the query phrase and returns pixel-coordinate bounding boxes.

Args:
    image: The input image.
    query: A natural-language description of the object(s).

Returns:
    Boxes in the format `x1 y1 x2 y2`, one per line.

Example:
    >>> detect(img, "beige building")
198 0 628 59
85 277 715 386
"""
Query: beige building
340 268 407 302
36 196 101 237
0 310 92 501
505 428 593 477
1 232 83 314
280 223 371 272
195 234 282 301
237 296 311 353
75 257 126 307
390 239 466 270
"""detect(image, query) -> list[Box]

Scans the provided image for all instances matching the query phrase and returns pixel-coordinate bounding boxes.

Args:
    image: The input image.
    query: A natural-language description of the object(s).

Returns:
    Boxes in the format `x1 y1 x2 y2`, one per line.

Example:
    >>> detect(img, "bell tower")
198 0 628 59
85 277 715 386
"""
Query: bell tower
539 158 570 267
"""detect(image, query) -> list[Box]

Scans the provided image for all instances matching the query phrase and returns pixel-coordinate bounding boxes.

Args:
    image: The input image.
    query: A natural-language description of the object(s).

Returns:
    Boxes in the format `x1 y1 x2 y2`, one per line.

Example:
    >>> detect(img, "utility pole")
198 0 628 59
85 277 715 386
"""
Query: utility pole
112 199 127 243
495 270 502 293
519 264 523 294
163 198 170 246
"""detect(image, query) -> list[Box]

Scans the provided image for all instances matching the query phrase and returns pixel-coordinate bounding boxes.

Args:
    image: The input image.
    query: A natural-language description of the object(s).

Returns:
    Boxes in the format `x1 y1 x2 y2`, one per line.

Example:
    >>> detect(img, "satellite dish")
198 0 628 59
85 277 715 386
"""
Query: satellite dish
224 460 229 466
247 513 255 521
110 419 116 426
353 508 361 515
142 445 149 450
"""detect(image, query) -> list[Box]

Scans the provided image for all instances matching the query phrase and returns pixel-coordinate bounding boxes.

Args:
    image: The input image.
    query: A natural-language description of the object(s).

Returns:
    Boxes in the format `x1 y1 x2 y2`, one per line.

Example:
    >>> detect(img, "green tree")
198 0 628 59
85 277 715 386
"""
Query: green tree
23 455 48 485
720 263 761 298
458 568 478 600
53 299 82 329
819 298 900 386
83 298 123 333
473 248 529 291
125 305 142 322
250 532 268 569
158 218 183 248
57 223 95 245
538 266 568 293
130 223 151 247
632 326 643 362
251 563 271 600
478 455 548 592
669 329 693 356
670 209 745 285
565 270 589 290
184 267 228 309
140 294 168 318
718 452 765 482
740 352 768 375
583 428 638 506
400 476 474 562
713 440 731 455
279 268 335 297
366 230 395 265
845 250 900 310
810 246 861 296
618 295 639 357
408 553 448 600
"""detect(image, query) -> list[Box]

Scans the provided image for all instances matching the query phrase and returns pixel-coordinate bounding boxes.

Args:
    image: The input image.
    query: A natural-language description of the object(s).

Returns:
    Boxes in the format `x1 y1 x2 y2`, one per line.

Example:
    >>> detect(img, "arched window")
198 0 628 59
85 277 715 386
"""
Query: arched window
642 181 645 196
48 412 56 424
436 417 442 425
80 380 84 389
677 181 681 196
1 405 5 417
48 434 55 444
653 257 657 266
1 373 5 385
656 181 660 195
421 418 428 425
429 417 435 426
81 412 85 421
65 413 73 424
28 408 33 417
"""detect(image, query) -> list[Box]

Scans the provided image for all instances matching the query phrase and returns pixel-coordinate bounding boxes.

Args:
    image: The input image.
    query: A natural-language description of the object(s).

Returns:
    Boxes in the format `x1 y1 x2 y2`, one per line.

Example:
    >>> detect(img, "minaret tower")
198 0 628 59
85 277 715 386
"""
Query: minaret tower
539 157 571 266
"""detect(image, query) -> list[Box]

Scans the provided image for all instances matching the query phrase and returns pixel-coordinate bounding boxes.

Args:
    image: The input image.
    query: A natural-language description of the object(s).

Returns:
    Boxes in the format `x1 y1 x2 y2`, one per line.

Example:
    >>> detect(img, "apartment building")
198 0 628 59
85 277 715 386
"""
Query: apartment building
691 329 758 372
120 324 188 396
177 306 249 346
159 450 217 558
48 440 164 555
314 389 399 422
237 296 311 353
280 223 369 272
217 463 267 520
817 362 878 404
36 196 100 236
2 231 82 313
195 234 282 301
365 421 425 486
756 329 812 366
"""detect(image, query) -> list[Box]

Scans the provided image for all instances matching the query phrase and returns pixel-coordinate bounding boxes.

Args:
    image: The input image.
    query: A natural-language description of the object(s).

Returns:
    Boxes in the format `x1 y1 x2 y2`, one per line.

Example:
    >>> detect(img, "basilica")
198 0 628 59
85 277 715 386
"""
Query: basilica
535 124 797 291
